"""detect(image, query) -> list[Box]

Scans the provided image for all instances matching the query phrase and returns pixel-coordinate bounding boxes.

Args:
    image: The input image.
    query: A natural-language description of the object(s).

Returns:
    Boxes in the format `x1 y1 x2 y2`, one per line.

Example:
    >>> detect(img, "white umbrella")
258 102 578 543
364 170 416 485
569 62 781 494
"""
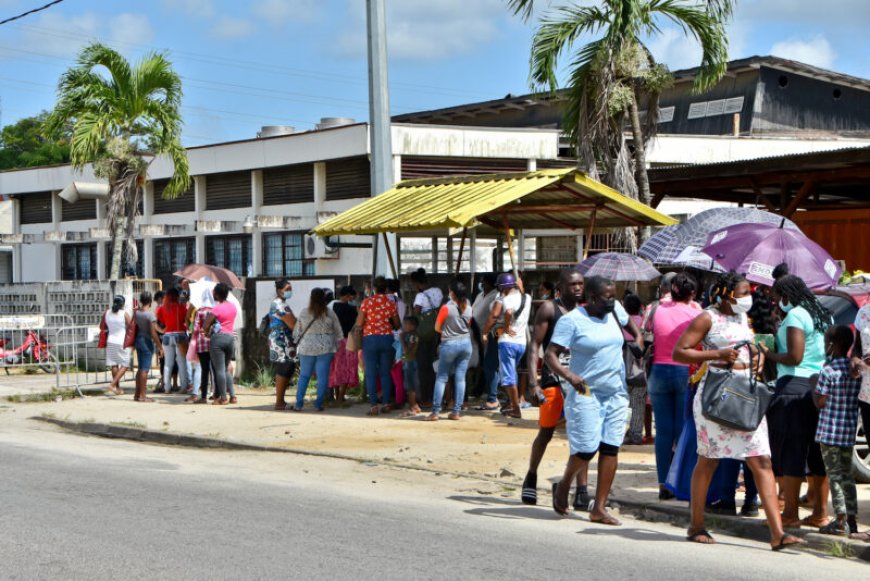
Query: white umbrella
188 279 243 329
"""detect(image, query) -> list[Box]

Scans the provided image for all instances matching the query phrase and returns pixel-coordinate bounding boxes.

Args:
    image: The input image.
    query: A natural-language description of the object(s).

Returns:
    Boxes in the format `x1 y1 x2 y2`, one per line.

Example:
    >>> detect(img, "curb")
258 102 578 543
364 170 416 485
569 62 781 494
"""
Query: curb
33 416 870 562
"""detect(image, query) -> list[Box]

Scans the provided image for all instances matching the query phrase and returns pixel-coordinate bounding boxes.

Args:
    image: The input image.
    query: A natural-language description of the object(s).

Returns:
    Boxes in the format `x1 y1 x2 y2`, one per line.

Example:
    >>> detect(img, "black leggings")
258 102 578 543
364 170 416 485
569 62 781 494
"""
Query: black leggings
197 351 212 398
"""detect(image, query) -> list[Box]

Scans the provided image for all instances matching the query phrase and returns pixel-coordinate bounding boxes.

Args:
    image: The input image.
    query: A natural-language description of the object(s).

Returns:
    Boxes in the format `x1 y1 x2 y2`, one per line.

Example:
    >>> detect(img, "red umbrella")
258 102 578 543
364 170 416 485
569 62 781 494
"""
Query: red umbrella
174 264 244 289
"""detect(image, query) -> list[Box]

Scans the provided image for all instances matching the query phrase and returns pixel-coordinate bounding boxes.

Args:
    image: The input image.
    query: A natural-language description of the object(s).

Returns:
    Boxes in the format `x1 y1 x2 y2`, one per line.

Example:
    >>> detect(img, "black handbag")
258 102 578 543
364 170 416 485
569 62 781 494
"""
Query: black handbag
701 341 774 432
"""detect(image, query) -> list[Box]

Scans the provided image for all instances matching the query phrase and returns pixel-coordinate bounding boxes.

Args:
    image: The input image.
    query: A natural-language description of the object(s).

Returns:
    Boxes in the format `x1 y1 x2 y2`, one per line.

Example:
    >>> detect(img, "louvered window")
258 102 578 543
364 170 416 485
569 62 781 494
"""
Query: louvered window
263 164 313 205
325 157 370 201
153 179 195 214
19 192 53 224
205 171 251 210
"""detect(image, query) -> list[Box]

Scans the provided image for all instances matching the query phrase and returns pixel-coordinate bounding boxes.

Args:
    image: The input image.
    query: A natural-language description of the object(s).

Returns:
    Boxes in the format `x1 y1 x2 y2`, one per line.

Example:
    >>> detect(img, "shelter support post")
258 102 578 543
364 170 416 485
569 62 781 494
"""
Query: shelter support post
381 232 398 279
582 206 598 260
502 211 518 280
455 227 467 274
469 229 477 290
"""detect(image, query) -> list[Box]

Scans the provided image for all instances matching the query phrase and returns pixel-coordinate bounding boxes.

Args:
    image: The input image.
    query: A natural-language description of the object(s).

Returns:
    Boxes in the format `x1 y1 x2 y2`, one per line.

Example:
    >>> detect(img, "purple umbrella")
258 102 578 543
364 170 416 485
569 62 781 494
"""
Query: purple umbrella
578 252 661 282
702 223 842 289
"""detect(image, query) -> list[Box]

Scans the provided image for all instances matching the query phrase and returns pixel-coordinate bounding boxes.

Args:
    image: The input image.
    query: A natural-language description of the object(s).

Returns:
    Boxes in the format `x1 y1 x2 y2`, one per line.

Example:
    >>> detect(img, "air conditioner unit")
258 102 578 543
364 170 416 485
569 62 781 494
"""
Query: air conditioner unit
303 234 339 259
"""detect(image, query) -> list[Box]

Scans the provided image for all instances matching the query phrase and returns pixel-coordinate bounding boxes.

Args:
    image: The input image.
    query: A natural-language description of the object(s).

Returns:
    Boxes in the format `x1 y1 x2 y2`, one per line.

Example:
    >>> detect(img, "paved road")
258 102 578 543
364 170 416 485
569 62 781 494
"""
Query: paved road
1 421 866 580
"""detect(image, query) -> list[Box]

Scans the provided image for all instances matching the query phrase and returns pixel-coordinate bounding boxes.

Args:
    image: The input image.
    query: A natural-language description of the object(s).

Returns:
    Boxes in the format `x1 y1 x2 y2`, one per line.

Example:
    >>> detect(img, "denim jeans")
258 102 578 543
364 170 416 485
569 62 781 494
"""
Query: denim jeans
363 335 395 406
648 363 689 484
403 360 419 401
296 352 335 409
483 339 500 403
432 339 472 414
189 359 202 397
134 335 154 373
161 333 188 394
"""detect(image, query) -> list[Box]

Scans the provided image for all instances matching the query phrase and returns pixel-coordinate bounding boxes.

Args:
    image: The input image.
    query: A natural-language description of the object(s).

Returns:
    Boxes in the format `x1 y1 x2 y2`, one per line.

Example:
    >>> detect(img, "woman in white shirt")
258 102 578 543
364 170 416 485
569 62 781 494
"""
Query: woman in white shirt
103 294 131 396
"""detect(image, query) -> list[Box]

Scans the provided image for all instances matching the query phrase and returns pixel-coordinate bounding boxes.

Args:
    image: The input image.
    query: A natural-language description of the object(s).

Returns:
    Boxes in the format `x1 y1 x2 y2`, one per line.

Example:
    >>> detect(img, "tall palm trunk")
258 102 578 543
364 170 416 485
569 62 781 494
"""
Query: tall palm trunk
107 165 138 280
628 88 652 243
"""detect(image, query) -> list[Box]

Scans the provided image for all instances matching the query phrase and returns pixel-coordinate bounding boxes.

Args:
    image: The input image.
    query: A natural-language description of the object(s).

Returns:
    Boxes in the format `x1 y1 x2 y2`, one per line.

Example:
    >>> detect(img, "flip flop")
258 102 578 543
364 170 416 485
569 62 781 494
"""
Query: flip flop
422 413 439 422
771 534 804 551
366 406 379 416
552 482 569 516
686 529 716 544
274 403 291 411
849 531 870 542
590 513 621 526
474 403 500 411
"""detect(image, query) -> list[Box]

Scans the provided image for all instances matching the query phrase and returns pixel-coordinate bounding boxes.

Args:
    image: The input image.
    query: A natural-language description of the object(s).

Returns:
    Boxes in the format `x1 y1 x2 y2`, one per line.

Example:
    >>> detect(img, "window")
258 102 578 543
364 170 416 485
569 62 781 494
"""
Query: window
152 179 195 214
206 235 252 277
154 237 195 282
262 232 314 277
61 243 97 280
325 157 371 201
19 192 53 224
205 171 250 210
106 240 144 278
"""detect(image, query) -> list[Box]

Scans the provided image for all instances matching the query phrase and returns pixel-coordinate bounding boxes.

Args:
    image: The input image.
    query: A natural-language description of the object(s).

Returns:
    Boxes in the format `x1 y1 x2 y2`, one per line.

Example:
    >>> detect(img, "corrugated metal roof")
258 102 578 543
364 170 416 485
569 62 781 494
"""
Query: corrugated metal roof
313 169 677 236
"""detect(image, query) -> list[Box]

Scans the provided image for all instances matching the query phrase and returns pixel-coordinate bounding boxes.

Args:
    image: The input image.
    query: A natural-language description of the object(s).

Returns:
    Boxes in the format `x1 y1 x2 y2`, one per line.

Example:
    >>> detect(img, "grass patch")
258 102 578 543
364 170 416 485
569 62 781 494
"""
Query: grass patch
110 420 146 429
826 541 856 559
7 388 81 403
239 362 277 389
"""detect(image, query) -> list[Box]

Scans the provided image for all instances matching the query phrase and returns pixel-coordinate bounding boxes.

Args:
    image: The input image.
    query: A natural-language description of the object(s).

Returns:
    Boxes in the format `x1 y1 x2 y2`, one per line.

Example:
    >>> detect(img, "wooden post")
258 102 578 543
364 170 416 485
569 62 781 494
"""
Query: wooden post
502 210 518 280
455 227 467 274
381 232 398 278
582 206 598 260
469 229 477 291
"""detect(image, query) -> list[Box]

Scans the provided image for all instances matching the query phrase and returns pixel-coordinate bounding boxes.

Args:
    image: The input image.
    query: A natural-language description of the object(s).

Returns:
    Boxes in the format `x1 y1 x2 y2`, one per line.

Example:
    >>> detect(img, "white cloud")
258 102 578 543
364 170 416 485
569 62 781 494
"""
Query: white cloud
253 0 318 24
770 35 836 69
160 0 215 19
645 27 704 72
209 16 256 40
335 0 508 61
10 12 155 59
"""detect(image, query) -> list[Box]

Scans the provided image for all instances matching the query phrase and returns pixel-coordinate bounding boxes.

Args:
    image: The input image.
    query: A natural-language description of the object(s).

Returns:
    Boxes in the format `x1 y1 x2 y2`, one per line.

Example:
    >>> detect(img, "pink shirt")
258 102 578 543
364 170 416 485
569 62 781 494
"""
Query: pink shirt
651 301 701 365
212 301 237 335
622 314 643 342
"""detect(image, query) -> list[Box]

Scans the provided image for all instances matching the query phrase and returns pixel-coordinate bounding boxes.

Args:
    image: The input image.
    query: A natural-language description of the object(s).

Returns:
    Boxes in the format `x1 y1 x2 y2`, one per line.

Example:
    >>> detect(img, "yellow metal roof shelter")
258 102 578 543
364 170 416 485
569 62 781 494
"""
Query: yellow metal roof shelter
312 168 677 275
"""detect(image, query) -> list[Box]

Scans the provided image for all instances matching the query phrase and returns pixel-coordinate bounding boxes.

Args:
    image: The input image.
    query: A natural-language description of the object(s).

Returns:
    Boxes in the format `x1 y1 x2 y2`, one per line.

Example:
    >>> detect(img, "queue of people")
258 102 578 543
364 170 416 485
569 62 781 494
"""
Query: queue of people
99 263 869 547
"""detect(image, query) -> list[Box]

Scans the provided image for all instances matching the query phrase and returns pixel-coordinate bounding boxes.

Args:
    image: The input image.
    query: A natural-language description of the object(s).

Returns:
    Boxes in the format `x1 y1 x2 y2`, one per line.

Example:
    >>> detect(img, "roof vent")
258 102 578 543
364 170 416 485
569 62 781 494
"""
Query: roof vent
316 117 355 130
257 125 295 138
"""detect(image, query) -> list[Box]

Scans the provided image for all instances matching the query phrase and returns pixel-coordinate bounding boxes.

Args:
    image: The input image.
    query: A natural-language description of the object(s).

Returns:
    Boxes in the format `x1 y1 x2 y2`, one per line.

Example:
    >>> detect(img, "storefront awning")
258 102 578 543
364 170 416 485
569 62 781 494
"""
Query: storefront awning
312 168 677 236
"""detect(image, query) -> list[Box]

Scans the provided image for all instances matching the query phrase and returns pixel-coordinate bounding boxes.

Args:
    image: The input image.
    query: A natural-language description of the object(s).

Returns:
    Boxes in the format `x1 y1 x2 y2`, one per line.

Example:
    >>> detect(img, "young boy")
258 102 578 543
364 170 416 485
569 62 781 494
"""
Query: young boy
400 316 420 416
814 325 869 539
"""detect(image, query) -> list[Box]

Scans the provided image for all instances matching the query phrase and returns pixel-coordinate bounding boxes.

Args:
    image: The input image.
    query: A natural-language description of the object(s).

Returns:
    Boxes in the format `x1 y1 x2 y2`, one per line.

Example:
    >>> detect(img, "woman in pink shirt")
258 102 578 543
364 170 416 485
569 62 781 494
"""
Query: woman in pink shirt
648 272 701 499
204 283 238 405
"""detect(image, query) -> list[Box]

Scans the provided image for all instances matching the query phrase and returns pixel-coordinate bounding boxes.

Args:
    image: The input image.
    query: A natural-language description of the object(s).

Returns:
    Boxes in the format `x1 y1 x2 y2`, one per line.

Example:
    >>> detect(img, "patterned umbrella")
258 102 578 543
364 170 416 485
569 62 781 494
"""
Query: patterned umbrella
174 263 244 289
638 225 679 262
655 208 800 265
702 223 842 289
669 246 726 273
578 252 661 281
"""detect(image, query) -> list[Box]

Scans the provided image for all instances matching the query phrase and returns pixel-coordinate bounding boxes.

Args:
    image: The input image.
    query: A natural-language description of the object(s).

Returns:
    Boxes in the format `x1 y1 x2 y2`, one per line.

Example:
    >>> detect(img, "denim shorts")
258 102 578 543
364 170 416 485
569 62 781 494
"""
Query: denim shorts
135 335 154 371
498 341 526 387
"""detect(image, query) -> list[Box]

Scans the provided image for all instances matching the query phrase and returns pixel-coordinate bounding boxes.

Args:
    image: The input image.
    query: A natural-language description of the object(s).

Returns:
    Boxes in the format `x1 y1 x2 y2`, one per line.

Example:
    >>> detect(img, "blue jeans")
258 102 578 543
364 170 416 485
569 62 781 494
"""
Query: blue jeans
134 335 154 372
718 459 759 506
648 363 689 484
403 360 419 401
296 352 335 410
484 339 500 403
363 335 395 407
432 339 472 414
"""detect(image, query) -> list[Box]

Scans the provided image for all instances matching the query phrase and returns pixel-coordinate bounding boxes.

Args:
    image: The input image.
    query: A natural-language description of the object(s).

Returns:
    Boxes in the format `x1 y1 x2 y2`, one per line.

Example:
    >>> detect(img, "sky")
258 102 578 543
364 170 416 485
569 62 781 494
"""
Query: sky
1 0 869 147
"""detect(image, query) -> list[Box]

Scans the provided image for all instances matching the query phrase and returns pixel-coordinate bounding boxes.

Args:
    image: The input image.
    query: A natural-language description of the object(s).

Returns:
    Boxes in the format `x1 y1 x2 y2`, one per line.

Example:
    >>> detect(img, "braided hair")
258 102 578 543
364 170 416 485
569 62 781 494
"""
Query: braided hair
772 275 831 334
708 271 746 306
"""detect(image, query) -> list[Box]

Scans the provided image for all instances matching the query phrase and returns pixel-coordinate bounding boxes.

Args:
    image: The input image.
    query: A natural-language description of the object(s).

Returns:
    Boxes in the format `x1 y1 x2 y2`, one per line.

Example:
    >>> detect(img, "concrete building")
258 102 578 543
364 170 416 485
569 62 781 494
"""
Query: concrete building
0 122 563 284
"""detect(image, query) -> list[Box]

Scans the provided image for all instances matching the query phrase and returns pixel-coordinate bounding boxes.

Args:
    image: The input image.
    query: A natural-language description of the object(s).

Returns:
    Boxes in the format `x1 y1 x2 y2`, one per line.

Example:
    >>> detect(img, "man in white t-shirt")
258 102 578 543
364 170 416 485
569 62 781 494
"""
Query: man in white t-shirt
481 272 531 419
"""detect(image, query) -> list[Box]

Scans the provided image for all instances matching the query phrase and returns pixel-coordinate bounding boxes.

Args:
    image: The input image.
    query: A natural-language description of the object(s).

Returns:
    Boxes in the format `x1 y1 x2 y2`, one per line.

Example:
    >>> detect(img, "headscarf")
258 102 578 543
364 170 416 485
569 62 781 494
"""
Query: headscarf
200 287 215 309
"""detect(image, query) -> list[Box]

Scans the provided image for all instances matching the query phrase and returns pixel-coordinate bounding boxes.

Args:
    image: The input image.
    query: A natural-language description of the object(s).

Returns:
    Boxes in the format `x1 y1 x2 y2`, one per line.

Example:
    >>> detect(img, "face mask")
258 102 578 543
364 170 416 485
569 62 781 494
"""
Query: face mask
601 298 616 314
477 282 484 292
779 300 794 313
282 290 293 300
731 295 752 314
540 293 551 300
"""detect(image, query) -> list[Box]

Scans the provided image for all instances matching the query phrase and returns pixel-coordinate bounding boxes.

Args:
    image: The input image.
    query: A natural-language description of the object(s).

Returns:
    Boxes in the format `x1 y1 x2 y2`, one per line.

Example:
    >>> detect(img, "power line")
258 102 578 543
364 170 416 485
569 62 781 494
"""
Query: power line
0 0 65 26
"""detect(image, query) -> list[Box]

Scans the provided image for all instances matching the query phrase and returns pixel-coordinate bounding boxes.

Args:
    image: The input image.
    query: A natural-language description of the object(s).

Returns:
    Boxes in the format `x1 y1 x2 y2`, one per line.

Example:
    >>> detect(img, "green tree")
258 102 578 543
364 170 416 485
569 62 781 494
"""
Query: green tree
0 111 71 170
509 0 734 244
45 42 190 280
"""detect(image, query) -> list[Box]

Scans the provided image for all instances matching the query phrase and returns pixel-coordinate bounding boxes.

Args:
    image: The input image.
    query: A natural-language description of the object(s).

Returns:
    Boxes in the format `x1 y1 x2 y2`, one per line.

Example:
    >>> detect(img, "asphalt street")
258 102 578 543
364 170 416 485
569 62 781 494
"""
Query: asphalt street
0 420 866 580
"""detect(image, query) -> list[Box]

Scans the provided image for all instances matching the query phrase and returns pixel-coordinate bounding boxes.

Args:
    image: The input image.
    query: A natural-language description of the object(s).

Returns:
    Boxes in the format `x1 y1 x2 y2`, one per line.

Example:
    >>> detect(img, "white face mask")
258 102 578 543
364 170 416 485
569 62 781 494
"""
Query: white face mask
731 295 753 314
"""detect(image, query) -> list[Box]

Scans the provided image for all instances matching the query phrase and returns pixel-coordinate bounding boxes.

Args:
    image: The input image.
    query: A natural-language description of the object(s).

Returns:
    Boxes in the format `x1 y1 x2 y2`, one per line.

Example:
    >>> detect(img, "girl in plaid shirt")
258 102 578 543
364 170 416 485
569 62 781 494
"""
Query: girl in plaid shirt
814 325 869 539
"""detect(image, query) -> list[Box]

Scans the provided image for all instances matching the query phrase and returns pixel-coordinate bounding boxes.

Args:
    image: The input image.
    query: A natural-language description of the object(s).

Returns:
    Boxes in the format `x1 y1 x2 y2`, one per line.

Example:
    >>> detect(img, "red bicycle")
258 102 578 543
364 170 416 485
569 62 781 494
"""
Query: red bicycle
0 330 58 374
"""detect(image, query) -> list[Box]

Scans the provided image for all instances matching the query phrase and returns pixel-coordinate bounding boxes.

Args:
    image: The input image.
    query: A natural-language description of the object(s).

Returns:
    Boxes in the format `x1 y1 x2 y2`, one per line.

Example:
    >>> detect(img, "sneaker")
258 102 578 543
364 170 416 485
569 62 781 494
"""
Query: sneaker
520 473 537 505
739 502 760 517
573 486 590 510
706 500 737 516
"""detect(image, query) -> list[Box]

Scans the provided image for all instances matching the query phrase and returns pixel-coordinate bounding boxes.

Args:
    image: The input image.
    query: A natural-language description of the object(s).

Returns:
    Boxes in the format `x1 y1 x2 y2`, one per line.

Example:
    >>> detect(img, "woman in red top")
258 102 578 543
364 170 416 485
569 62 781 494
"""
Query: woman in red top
356 276 400 416
155 288 188 394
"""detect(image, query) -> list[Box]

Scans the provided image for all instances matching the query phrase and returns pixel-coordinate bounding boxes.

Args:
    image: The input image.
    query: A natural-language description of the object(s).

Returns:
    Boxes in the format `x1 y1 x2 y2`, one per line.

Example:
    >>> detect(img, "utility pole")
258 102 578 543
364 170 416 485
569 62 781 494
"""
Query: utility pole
366 0 397 278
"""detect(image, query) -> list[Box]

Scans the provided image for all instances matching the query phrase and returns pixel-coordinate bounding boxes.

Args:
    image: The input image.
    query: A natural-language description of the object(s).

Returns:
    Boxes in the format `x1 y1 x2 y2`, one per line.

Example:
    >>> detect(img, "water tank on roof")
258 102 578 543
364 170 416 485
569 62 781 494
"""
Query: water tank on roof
257 125 295 138
316 117 355 130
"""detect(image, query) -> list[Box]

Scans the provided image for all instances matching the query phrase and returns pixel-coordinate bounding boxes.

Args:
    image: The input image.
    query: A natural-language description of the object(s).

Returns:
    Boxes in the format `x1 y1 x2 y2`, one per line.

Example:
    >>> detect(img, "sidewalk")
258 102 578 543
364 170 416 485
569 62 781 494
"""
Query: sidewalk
7 379 870 560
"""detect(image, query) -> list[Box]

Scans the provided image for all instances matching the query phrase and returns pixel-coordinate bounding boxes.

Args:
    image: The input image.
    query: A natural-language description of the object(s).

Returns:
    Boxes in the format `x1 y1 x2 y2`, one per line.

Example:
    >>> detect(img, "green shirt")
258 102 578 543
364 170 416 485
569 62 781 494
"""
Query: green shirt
776 306 826 378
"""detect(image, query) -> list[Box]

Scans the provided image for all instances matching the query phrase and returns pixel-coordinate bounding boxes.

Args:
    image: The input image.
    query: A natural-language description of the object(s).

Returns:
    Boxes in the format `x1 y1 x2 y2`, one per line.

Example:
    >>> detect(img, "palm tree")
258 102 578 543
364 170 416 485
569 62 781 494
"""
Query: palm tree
508 0 734 242
45 42 190 280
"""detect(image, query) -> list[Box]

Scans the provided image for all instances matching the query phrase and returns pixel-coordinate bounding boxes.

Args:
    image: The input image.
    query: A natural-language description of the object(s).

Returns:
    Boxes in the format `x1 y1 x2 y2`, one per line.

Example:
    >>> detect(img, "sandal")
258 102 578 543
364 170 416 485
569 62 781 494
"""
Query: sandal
552 482 569 516
400 409 418 418
213 398 228 405
422 413 439 422
134 396 155 403
228 396 238 404
818 520 849 536
687 529 716 544
380 404 393 414
800 515 830 529
589 513 621 526
185 395 199 403
447 412 461 421
849 531 870 541
274 403 291 411
771 534 804 551
521 473 537 506
366 406 379 416
474 403 500 411
195 398 208 404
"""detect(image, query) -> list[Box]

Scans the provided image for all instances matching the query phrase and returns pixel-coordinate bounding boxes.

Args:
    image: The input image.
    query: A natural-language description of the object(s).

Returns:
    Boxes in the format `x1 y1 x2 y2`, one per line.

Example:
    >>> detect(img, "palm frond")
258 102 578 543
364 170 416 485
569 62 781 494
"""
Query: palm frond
530 5 609 91
507 0 536 21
